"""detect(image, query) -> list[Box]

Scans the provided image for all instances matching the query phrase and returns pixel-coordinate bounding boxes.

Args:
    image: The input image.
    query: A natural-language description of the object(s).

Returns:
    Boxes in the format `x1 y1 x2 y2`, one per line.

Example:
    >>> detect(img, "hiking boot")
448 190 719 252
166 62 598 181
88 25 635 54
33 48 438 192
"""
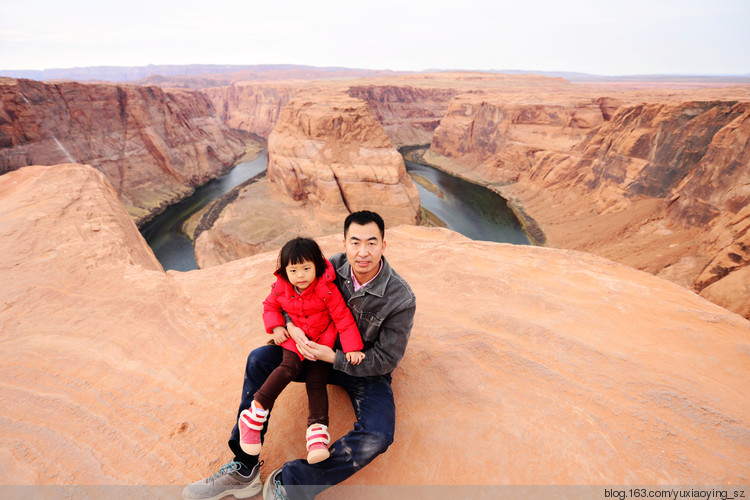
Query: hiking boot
182 460 262 500
262 468 288 500
305 423 330 464
239 400 268 455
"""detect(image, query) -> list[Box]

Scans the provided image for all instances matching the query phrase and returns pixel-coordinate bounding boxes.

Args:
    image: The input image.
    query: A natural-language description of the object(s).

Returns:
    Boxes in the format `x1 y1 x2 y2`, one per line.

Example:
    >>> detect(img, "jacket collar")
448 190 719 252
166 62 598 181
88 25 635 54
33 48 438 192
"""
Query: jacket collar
336 256 391 298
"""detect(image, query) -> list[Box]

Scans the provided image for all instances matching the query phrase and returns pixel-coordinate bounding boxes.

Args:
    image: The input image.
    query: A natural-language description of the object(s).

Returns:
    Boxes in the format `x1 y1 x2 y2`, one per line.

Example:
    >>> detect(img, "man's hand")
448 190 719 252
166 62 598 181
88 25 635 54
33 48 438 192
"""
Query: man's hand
297 339 336 363
286 322 335 363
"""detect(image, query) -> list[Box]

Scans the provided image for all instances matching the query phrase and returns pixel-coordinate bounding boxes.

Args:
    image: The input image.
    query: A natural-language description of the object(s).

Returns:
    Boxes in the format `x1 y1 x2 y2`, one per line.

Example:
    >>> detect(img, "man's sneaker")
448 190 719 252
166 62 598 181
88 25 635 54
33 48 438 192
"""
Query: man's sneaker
305 423 330 464
239 400 268 455
262 468 288 500
182 460 262 500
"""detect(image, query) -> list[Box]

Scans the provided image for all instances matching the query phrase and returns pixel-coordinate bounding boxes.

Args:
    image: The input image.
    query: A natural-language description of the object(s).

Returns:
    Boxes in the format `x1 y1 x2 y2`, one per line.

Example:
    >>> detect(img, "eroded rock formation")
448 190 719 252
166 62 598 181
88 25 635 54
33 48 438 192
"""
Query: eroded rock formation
348 84 458 147
429 93 621 183
267 92 420 224
203 82 303 138
192 91 421 267
424 85 750 319
0 78 251 224
1 163 748 486
521 99 750 318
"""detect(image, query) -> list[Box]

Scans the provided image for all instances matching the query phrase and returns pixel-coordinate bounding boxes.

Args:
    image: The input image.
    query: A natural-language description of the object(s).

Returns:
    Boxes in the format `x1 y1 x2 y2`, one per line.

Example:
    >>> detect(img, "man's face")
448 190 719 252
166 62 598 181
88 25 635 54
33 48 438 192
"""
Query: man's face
344 222 386 283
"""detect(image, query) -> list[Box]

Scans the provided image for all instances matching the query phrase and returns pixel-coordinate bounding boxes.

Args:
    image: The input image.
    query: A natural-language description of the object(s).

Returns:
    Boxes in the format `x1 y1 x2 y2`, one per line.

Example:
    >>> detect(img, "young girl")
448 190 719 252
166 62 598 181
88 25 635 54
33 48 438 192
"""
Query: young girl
238 237 365 464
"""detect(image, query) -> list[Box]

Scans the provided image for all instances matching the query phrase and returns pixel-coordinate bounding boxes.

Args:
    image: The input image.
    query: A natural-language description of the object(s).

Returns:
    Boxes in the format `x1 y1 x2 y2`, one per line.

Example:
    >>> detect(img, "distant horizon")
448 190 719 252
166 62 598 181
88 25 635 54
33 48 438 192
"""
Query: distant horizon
1 63 749 83
2 0 747 77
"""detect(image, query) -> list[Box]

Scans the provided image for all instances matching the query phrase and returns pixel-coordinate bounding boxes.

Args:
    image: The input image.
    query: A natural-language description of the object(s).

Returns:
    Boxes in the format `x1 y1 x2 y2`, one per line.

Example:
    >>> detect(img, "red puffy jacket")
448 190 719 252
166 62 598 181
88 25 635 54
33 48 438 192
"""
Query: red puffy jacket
262 259 363 361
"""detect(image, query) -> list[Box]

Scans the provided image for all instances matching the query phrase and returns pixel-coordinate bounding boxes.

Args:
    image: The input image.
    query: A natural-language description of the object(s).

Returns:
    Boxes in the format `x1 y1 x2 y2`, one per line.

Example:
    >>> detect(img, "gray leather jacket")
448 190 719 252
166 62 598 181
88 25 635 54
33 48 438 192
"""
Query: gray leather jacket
329 252 416 377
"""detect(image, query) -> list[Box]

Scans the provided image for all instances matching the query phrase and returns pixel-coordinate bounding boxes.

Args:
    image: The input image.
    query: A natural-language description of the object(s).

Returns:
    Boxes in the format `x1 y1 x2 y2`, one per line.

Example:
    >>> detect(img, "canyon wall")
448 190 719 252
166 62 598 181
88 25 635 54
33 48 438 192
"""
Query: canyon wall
2 163 748 486
204 80 458 148
426 88 750 319
524 99 750 318
428 92 621 183
192 91 421 267
0 78 250 225
203 82 303 139
347 85 458 147
266 92 420 223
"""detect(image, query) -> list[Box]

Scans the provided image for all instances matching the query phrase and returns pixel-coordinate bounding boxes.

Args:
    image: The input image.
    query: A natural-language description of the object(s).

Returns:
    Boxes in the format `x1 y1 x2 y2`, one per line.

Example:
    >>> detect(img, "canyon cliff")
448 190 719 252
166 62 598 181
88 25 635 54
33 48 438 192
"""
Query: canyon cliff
266 92 420 224
192 91 420 267
204 82 302 139
418 84 750 319
0 78 252 225
195 74 750 319
2 163 748 487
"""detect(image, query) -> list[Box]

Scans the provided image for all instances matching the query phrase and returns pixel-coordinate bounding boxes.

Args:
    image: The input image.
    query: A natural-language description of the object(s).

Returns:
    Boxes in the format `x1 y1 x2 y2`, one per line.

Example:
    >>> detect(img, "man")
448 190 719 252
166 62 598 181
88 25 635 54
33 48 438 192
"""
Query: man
183 210 416 500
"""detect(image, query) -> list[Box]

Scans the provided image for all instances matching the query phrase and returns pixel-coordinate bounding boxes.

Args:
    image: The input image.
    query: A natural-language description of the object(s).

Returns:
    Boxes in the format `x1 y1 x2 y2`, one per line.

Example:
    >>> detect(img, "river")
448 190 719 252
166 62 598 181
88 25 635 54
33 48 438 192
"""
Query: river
141 150 529 271
140 152 268 271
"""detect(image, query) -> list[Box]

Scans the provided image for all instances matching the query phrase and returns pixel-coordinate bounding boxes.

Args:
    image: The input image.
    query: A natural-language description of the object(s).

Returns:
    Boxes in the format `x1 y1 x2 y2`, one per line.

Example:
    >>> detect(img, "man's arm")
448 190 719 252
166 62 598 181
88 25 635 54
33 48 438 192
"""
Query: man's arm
332 305 414 376
290 304 414 376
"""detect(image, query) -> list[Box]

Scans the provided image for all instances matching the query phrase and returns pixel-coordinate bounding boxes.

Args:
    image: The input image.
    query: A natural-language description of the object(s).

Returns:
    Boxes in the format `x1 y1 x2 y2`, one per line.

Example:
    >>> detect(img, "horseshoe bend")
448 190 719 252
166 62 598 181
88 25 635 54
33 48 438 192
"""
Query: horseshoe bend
0 70 749 485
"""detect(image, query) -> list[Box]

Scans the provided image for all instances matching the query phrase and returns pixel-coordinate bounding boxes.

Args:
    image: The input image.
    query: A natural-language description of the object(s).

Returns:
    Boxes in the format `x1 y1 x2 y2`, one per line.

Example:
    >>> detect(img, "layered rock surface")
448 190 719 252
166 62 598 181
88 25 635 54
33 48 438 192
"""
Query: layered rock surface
0 78 250 224
513 99 749 318
1 163 749 486
193 91 421 267
422 85 750 319
204 82 303 139
267 92 420 223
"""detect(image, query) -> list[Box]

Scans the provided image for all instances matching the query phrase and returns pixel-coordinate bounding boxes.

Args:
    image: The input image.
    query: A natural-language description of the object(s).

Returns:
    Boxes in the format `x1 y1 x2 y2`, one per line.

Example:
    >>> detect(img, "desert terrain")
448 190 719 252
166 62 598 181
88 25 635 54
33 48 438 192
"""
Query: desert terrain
0 68 748 488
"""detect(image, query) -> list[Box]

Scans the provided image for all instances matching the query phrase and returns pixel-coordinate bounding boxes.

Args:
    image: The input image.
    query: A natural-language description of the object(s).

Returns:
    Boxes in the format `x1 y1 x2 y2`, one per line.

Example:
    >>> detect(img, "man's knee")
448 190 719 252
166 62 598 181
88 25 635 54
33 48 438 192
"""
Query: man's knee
360 429 394 456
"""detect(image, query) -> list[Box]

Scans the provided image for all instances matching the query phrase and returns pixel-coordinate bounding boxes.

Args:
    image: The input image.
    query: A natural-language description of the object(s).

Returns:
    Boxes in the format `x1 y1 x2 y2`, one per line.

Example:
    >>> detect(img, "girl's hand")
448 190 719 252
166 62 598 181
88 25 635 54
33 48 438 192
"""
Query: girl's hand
346 351 365 365
286 322 308 347
271 326 290 345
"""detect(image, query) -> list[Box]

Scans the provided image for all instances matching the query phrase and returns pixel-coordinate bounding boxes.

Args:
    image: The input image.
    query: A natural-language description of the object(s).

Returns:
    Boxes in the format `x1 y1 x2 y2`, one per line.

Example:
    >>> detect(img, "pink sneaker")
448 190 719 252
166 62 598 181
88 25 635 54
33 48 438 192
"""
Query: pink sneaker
238 401 268 455
306 423 330 464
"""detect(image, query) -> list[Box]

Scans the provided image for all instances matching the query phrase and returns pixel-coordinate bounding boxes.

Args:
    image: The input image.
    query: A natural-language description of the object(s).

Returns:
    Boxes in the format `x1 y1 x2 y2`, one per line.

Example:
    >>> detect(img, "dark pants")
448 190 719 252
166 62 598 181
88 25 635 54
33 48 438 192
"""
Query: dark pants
229 345 395 500
254 348 331 427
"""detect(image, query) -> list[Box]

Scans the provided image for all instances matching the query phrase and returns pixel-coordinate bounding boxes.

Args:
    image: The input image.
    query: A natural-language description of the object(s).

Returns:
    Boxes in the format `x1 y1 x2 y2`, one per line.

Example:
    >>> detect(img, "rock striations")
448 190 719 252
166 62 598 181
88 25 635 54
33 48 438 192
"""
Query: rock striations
0 78 251 225
192 91 421 268
267 92 420 224
417 84 750 319
1 163 749 486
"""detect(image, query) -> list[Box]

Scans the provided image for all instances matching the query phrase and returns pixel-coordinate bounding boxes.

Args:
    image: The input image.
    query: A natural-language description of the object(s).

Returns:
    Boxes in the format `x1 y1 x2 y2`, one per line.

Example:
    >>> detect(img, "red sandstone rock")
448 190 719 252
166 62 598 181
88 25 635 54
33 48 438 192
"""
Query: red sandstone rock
0 78 250 224
423 83 750 319
1 163 749 486
266 92 420 225
204 82 303 138
348 84 458 147
193 90 424 267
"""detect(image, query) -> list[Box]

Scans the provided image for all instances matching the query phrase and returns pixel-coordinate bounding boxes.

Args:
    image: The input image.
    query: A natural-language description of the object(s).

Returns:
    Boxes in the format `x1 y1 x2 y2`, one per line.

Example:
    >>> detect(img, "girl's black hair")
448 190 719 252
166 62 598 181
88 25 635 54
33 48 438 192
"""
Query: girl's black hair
277 237 328 282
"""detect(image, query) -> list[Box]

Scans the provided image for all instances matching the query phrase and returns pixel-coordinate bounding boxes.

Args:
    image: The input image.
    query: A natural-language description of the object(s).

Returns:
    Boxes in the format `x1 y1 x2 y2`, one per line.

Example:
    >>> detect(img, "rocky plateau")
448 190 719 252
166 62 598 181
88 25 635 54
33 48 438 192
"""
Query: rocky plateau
1 163 748 488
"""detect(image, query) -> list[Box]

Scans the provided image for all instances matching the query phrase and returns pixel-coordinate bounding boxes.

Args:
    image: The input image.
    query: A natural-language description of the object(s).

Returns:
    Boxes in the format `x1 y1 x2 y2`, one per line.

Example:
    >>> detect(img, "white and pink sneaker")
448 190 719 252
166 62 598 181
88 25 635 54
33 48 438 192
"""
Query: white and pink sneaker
238 401 268 455
305 423 331 464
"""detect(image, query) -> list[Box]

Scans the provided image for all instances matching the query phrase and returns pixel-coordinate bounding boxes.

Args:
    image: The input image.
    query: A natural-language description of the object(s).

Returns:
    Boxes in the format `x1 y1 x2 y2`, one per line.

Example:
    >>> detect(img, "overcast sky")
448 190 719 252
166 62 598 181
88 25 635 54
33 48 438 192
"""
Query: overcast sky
2 0 748 75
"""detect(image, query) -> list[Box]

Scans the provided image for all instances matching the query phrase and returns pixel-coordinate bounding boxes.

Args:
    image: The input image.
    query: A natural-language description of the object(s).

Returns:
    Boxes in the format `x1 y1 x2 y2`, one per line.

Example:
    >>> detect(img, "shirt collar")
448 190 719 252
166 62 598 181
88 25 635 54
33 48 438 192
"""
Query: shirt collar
351 259 383 292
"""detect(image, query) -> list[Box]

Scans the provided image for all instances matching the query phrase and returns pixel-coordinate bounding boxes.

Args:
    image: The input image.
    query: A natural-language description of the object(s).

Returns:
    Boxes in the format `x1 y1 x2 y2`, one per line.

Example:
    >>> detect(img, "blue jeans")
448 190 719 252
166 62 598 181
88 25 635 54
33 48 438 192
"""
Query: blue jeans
229 345 395 500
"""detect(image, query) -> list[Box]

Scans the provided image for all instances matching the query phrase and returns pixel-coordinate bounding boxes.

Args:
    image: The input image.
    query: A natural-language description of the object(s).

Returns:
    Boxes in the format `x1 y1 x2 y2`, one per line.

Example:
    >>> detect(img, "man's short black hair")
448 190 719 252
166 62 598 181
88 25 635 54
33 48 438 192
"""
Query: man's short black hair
277 237 328 282
344 211 385 239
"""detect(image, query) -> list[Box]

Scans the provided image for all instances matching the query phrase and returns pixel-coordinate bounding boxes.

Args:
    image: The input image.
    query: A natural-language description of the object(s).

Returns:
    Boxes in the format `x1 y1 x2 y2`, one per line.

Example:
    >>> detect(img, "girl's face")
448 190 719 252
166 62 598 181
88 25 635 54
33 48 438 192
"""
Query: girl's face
285 260 316 291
